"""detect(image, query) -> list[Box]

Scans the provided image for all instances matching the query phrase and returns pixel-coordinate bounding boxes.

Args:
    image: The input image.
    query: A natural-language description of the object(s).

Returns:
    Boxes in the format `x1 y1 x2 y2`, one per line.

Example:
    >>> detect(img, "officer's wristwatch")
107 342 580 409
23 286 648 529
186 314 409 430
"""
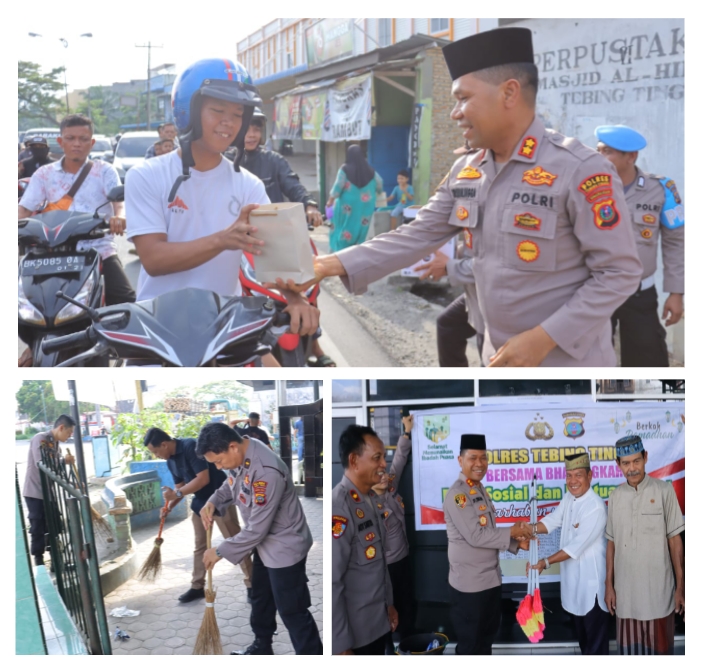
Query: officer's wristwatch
215 546 222 558
175 488 184 499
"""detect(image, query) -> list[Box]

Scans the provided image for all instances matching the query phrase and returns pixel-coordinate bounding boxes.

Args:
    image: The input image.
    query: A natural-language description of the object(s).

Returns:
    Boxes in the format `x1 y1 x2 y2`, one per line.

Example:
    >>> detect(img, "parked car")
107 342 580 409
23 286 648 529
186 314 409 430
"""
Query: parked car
89 135 114 161
112 131 159 182
22 127 62 158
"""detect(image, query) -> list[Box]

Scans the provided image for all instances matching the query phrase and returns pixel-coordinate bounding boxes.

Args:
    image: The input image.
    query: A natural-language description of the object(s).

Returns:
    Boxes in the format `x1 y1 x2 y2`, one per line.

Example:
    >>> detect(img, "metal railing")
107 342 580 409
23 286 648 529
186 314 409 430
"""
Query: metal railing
38 447 112 654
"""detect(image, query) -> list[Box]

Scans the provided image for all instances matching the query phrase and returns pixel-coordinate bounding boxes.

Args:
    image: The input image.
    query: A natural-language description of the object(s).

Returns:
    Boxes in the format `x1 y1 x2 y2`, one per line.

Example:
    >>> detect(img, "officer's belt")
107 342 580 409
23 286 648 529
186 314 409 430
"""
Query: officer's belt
640 274 656 291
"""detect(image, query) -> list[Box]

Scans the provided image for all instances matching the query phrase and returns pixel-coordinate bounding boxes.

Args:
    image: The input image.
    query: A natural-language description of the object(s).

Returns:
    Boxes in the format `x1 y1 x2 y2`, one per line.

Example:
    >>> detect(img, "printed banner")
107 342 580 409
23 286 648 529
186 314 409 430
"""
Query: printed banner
408 103 424 169
273 95 302 140
301 91 327 140
411 401 685 583
305 18 355 67
321 74 372 142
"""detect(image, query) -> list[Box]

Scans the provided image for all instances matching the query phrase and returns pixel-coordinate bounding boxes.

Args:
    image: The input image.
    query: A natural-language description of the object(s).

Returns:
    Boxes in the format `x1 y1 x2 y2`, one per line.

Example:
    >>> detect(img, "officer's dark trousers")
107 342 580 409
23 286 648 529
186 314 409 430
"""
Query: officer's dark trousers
250 550 322 654
449 584 501 655
353 633 390 655
388 555 414 641
573 598 611 655
611 286 669 367
436 295 481 367
24 497 47 562
102 255 136 306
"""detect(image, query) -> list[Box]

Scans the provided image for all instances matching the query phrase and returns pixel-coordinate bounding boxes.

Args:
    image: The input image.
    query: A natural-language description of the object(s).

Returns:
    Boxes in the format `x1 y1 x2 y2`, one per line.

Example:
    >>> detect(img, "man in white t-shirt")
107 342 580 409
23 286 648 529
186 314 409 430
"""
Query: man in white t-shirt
126 57 318 347
528 453 611 654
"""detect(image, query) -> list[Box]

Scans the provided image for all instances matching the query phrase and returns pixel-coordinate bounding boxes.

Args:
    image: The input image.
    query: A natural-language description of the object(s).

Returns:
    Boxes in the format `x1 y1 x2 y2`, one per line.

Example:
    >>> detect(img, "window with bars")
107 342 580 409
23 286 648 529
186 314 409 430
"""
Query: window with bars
430 18 449 33
378 18 392 46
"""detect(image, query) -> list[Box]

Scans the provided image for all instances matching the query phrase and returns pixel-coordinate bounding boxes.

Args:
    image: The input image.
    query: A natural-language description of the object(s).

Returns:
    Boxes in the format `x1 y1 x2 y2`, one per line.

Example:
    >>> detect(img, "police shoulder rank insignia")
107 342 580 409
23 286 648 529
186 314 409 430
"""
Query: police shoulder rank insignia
513 212 542 231
522 166 557 186
377 503 383 509
516 239 540 262
356 508 365 518
457 166 481 180
365 545 376 560
365 532 376 541
457 206 469 220
349 489 360 502
466 479 474 486
252 480 267 506
389 474 396 481
389 486 395 493
665 179 682 204
518 136 538 158
578 174 613 203
332 515 348 539
479 504 487 511
455 493 467 509
592 198 620 230
228 476 234 487
642 214 656 224
479 515 488 526
641 228 653 239
244 458 251 468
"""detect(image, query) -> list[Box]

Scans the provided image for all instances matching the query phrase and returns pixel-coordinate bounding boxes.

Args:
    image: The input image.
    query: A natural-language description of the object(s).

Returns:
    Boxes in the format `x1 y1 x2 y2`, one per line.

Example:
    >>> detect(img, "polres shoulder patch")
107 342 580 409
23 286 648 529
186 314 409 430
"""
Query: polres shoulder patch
659 177 684 229
332 515 348 539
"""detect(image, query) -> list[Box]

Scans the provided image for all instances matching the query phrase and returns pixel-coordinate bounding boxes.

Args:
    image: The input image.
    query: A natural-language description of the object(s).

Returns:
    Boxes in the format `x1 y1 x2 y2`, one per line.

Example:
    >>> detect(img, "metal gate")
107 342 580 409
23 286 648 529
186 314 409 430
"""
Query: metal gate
38 447 112 654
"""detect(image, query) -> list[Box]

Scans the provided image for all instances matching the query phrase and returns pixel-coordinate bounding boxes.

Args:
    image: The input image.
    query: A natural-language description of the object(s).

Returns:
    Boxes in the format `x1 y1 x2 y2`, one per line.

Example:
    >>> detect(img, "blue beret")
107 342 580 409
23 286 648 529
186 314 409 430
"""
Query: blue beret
595 125 647 152
615 435 644 459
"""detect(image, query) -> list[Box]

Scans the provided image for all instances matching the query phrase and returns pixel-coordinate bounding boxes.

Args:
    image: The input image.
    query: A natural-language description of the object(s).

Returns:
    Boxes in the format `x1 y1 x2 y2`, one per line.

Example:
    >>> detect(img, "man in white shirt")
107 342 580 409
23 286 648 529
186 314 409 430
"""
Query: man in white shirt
19 114 134 307
125 57 317 351
529 452 610 654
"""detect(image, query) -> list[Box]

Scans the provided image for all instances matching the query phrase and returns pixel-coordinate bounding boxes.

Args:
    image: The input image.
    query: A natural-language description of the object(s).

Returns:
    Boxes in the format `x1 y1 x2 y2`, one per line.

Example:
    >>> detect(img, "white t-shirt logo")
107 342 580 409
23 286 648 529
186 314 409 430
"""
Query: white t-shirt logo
168 196 189 214
228 194 242 218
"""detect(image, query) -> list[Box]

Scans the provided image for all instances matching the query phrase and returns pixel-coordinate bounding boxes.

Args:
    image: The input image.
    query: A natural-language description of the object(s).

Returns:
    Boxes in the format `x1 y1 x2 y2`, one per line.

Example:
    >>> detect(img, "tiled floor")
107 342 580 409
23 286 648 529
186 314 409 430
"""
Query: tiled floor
104 496 323 655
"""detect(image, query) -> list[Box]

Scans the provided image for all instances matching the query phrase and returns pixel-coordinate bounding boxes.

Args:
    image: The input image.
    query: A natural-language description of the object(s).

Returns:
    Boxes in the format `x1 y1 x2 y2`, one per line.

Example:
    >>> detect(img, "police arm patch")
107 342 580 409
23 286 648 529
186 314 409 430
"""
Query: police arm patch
659 177 684 229
252 480 267 506
332 515 348 539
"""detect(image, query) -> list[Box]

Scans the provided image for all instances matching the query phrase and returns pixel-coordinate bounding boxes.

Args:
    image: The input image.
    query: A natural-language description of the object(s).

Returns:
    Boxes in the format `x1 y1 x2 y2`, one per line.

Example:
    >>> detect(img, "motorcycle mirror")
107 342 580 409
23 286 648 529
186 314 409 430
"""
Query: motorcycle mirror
56 290 101 322
107 185 125 202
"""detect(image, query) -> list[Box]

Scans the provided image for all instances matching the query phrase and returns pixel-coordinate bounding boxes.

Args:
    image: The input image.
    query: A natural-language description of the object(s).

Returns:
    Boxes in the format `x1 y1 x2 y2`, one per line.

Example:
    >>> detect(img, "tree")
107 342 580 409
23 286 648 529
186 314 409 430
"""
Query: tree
18 61 66 129
76 86 128 136
164 382 252 412
16 381 95 425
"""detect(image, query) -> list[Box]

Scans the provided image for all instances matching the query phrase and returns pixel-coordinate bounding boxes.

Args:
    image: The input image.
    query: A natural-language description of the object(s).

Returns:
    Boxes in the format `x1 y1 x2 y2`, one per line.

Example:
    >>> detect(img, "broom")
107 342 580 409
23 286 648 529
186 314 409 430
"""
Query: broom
66 448 114 543
193 526 223 655
137 502 171 581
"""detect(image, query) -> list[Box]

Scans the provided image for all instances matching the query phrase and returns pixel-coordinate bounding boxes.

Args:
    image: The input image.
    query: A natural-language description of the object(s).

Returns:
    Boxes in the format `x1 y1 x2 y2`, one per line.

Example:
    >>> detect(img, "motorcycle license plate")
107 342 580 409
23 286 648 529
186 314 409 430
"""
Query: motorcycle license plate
22 256 85 275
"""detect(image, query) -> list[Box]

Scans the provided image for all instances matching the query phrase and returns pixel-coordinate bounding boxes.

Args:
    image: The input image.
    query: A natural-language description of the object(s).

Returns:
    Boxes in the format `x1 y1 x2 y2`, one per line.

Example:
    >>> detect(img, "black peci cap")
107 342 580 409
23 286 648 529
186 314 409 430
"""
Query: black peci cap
442 27 534 81
460 434 486 452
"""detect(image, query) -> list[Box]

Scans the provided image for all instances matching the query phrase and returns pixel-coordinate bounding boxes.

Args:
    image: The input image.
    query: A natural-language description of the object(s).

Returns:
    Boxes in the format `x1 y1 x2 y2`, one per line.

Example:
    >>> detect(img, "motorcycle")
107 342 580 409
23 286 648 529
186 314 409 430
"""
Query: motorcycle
239 240 321 367
40 289 291 367
18 186 124 366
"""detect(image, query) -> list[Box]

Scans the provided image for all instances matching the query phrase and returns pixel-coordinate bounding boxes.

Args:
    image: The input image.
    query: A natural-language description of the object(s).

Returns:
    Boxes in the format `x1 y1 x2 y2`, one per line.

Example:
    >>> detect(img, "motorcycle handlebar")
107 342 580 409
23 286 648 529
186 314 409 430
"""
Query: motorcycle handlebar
42 328 95 355
273 311 292 327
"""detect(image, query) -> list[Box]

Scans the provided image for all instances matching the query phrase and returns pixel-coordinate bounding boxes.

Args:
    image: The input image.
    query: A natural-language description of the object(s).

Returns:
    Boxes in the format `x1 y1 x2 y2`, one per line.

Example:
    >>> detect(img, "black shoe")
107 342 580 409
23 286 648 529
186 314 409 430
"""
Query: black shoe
178 588 205 603
33 555 44 567
246 587 253 604
231 638 274 655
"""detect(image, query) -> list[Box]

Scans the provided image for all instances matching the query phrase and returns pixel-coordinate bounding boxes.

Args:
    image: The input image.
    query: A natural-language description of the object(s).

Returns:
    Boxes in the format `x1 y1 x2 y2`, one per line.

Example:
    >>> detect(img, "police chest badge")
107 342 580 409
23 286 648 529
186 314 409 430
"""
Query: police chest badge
522 166 557 186
469 489 477 495
349 489 360 502
383 511 389 519
456 206 469 220
252 480 267 506
365 545 377 560
479 515 488 527
244 474 250 486
463 228 473 249
592 198 621 230
228 476 234 487
479 505 487 511
356 508 365 519
457 166 481 180
516 239 540 263
641 228 653 239
455 493 467 509
239 493 246 504
365 532 376 541
244 458 251 469
642 214 656 224
513 212 542 232
332 515 348 539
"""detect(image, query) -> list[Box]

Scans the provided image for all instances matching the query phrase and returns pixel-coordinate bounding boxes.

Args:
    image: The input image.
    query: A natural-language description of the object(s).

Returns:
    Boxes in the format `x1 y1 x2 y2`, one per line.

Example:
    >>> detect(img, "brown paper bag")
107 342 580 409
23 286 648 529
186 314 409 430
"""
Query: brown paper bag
249 203 315 284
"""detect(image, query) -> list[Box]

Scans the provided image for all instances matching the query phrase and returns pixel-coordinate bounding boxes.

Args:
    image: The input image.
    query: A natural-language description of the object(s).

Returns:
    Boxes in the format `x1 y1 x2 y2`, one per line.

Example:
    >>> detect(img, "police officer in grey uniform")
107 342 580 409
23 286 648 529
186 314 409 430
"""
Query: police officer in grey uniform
371 414 413 649
595 125 684 367
444 434 531 654
198 422 322 655
274 27 643 367
332 424 397 655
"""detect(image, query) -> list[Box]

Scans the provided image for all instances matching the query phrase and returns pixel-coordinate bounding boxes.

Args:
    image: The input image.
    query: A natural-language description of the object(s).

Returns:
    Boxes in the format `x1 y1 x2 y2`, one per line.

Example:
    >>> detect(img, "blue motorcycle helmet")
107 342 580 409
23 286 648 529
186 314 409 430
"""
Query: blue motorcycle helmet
168 58 262 201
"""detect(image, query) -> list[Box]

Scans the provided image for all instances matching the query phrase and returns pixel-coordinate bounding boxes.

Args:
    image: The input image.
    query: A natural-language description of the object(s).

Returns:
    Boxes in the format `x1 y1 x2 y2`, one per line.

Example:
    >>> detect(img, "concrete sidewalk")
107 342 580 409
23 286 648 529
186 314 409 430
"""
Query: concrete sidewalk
104 496 323 655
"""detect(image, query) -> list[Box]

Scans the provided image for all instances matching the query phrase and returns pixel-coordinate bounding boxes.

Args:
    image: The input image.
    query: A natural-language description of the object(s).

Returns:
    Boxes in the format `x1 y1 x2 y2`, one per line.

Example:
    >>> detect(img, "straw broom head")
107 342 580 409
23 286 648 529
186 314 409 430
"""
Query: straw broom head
137 537 165 581
193 527 223 655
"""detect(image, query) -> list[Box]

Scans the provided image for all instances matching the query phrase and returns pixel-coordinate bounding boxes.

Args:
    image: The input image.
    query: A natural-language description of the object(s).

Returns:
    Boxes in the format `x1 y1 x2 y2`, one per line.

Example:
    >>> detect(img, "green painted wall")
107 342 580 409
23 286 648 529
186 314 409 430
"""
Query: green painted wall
374 77 413 126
